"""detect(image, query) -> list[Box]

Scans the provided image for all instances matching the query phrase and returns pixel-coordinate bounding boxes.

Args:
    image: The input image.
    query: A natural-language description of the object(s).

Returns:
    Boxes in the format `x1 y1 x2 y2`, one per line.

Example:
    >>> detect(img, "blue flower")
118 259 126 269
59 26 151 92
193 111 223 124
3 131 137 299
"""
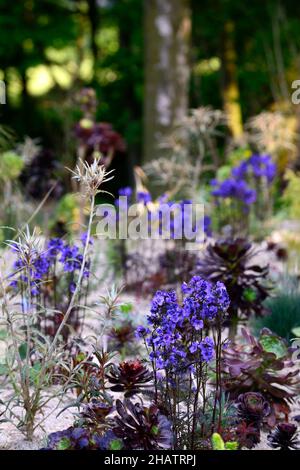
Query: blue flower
204 215 212 237
118 186 133 198
211 178 256 206
80 232 94 246
232 161 249 179
60 244 83 272
189 342 200 354
137 191 152 204
199 337 214 362
248 154 276 183
137 276 229 374
47 238 64 257
210 154 276 209
135 325 150 338
69 282 76 294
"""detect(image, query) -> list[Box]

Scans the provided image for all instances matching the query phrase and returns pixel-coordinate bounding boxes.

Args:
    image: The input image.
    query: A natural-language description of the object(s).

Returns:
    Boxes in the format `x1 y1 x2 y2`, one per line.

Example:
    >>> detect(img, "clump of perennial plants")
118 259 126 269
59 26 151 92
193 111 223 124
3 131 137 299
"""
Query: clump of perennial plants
75 87 125 169
222 328 299 425
236 392 270 426
43 354 171 450
42 426 123 451
0 158 113 440
211 433 238 450
137 275 230 449
211 153 276 233
197 237 270 339
43 397 172 451
9 233 92 341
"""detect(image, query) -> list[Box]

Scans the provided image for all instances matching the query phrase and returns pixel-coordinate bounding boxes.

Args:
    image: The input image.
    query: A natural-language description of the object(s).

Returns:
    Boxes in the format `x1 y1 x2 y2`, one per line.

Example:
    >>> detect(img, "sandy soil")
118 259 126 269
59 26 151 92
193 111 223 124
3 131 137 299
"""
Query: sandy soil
0 395 75 450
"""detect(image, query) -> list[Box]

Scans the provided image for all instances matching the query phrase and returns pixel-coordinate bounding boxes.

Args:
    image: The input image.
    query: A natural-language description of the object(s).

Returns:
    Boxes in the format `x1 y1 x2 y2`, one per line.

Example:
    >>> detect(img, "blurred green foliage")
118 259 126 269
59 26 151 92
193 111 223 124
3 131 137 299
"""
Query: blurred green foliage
51 192 80 231
252 291 300 341
281 170 300 219
0 151 24 181
0 0 300 164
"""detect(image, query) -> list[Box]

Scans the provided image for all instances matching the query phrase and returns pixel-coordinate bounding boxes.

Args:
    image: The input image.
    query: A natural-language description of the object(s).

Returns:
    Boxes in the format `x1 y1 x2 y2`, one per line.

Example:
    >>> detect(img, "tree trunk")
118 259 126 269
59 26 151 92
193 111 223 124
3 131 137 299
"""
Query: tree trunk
143 0 191 163
221 21 243 139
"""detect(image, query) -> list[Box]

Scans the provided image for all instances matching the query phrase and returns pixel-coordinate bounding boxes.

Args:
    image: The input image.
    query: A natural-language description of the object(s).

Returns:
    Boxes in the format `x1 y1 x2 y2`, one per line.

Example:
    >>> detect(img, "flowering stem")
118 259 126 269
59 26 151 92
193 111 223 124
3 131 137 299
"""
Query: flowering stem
48 195 95 356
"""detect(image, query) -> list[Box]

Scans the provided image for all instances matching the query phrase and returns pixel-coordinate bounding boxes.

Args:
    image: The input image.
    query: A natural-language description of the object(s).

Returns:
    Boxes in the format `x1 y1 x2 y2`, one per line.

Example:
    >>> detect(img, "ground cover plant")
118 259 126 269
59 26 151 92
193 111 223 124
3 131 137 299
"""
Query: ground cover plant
0 158 113 440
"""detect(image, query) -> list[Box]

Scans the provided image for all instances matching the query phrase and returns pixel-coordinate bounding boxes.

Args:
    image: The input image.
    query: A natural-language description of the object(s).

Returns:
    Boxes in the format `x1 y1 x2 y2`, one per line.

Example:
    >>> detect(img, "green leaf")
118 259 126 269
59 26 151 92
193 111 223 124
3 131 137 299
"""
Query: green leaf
110 439 123 450
211 433 225 450
225 441 238 450
291 326 300 337
29 363 42 384
18 342 28 360
151 425 159 436
259 333 287 358
243 288 257 302
120 303 133 314
57 437 71 450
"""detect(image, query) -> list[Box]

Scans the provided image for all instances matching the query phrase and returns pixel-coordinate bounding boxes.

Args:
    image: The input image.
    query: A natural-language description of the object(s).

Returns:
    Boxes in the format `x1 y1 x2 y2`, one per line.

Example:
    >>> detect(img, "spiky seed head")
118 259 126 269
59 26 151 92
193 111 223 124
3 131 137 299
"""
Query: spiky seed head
6 226 43 267
69 158 114 197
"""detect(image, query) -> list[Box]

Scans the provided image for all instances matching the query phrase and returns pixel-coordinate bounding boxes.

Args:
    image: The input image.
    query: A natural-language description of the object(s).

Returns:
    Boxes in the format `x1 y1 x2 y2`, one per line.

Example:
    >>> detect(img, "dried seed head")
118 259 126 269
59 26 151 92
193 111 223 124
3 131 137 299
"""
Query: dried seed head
7 226 43 267
16 136 41 164
69 158 114 197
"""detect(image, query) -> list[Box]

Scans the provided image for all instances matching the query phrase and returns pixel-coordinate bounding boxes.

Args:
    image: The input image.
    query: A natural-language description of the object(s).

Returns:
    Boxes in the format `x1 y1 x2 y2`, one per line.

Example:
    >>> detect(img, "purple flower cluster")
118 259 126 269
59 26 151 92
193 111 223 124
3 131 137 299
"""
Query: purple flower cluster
10 235 91 297
211 178 256 206
232 154 276 183
189 336 214 361
60 244 84 273
117 187 152 205
211 154 276 208
47 237 64 258
204 215 212 238
10 251 52 296
116 189 211 240
137 276 230 372
118 186 133 198
182 275 230 322
137 191 152 205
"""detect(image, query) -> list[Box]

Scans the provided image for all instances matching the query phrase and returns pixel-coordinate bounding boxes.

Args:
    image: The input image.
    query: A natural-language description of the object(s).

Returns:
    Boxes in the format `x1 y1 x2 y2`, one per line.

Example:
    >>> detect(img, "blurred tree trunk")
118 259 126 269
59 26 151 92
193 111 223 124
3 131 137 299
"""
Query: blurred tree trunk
87 0 99 78
143 0 191 163
221 21 243 139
